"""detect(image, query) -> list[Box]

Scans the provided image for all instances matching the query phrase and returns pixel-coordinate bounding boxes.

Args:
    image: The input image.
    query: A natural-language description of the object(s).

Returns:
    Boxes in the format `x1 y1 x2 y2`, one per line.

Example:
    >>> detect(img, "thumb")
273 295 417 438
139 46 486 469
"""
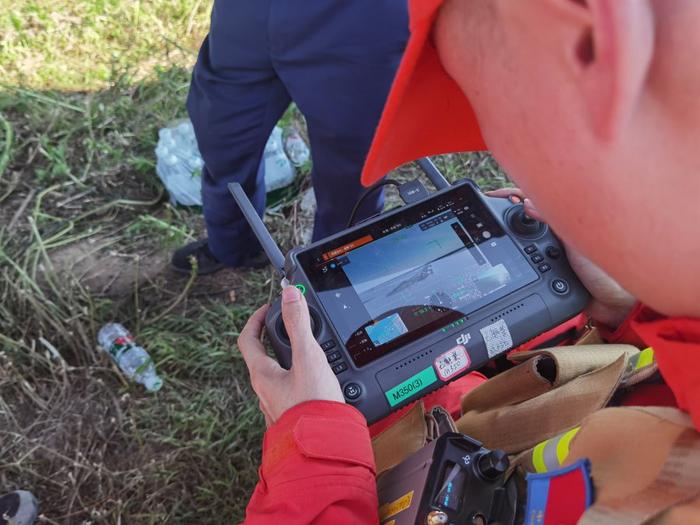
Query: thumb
281 285 316 352
523 198 546 223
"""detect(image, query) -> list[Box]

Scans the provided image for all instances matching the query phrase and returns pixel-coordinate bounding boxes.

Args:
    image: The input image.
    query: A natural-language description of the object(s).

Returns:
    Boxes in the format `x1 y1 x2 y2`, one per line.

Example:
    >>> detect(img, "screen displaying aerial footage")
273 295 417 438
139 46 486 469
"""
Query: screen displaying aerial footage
298 184 538 367
344 215 511 337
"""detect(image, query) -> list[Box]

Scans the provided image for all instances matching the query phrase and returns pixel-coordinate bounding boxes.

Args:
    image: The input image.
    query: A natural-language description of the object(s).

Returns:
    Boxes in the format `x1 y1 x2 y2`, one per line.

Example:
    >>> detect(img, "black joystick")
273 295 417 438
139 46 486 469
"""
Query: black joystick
476 449 509 481
508 205 545 237
276 308 321 344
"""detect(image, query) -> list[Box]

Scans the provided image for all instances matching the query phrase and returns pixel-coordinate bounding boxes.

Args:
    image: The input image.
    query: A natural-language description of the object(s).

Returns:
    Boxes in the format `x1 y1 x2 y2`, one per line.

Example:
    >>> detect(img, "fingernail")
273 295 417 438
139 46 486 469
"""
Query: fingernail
282 285 301 303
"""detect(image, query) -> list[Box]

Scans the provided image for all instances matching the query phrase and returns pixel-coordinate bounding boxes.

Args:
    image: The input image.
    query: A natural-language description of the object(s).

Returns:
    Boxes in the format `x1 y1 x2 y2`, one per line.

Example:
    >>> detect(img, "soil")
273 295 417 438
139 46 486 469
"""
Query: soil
50 238 170 297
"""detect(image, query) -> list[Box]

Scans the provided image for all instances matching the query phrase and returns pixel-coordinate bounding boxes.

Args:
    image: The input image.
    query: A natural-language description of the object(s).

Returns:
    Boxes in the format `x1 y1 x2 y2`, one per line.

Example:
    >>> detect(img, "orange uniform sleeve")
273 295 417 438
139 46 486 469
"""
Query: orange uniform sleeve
242 401 379 525
598 303 700 429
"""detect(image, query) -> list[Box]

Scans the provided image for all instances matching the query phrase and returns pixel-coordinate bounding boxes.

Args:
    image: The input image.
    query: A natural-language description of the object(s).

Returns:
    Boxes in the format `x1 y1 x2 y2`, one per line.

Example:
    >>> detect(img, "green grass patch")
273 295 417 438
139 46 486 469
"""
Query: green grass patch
1 0 210 91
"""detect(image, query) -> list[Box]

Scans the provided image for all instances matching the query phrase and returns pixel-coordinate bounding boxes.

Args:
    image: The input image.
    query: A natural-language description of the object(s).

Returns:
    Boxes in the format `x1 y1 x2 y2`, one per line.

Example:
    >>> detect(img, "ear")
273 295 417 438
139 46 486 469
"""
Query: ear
570 0 655 140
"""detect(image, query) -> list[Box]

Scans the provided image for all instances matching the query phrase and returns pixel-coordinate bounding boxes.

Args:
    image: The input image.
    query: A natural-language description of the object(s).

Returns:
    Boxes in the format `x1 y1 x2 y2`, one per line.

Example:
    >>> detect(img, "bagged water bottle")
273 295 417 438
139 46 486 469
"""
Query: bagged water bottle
155 120 297 206
98 323 163 392
283 128 310 167
264 126 296 192
155 119 204 206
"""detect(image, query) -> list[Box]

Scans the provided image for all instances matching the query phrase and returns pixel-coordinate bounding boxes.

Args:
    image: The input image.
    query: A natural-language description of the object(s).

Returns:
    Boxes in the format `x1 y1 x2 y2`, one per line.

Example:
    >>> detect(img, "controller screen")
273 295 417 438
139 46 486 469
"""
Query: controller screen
297 183 539 367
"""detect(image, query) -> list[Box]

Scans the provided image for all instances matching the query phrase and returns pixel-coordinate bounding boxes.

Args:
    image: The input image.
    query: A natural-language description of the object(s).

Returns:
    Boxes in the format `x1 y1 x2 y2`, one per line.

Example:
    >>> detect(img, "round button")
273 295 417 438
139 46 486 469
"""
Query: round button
294 283 307 294
551 279 570 295
343 382 362 401
545 246 561 259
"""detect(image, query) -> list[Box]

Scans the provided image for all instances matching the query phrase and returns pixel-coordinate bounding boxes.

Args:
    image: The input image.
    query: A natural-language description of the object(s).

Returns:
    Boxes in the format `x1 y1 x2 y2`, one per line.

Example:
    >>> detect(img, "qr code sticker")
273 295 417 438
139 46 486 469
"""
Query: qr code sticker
480 319 513 358
434 345 471 381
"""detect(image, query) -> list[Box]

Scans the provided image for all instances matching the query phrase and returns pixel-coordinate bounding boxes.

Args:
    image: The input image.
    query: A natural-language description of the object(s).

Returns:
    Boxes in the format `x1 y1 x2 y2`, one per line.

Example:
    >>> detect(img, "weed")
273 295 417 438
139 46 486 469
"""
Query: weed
126 208 195 249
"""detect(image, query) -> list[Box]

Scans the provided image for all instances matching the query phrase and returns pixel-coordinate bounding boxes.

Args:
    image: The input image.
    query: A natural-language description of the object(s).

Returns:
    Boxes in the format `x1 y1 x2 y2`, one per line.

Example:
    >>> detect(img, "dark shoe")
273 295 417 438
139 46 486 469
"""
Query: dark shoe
172 239 227 275
0 491 39 525
171 239 268 275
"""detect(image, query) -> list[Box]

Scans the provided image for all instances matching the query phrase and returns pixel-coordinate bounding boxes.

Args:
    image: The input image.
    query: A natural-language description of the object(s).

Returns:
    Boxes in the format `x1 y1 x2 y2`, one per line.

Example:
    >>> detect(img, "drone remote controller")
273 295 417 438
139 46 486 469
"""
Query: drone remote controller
230 163 589 424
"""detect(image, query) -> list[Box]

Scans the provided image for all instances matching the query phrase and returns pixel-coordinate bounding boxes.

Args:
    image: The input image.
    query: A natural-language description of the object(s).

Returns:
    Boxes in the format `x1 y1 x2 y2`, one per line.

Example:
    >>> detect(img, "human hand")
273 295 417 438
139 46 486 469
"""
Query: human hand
487 188 636 328
237 286 345 427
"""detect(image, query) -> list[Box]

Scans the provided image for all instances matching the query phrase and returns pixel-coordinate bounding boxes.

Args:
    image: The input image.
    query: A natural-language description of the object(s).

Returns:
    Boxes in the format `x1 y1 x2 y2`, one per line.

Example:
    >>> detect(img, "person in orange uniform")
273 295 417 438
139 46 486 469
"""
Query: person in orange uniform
236 0 700 522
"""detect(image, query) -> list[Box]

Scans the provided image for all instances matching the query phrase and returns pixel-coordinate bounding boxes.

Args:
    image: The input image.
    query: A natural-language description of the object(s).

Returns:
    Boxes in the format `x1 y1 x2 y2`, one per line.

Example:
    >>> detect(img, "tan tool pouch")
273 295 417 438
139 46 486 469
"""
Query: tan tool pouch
372 341 654 473
454 343 645 452
372 402 457 476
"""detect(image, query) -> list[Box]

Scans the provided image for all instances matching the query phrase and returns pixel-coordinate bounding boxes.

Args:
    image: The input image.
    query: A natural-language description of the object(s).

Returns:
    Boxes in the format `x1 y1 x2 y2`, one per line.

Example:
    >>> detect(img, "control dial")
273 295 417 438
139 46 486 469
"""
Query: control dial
475 449 509 481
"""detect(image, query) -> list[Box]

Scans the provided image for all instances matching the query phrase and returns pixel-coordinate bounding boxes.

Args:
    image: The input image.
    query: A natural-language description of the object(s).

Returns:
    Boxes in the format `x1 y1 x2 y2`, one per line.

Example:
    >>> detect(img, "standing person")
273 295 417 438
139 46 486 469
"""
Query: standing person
172 0 409 275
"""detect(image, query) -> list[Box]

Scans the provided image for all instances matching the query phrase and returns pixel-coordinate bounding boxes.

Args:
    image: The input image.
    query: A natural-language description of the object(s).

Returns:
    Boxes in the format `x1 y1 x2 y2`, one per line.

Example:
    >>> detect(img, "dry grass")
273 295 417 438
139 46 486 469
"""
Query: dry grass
0 1 510 522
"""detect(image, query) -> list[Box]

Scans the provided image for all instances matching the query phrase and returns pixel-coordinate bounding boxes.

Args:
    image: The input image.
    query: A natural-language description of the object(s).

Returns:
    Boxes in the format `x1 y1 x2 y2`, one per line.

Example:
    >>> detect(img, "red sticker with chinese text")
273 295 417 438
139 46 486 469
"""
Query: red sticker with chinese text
434 345 471 381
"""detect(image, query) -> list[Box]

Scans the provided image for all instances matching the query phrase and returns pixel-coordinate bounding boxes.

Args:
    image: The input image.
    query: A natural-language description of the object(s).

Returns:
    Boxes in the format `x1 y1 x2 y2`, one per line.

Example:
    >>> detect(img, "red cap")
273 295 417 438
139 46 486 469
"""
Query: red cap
361 0 486 187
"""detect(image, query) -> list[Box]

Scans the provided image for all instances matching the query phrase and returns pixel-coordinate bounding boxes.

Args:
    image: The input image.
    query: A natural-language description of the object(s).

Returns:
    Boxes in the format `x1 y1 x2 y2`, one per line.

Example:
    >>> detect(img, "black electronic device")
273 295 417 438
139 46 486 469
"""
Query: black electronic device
376 432 518 525
229 162 589 424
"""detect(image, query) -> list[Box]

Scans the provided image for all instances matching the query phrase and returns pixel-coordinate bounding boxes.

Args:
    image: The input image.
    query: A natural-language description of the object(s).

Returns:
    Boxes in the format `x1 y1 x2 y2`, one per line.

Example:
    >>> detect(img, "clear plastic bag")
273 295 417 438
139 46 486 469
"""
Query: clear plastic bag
155 119 204 206
154 120 298 206
264 126 296 192
283 128 310 167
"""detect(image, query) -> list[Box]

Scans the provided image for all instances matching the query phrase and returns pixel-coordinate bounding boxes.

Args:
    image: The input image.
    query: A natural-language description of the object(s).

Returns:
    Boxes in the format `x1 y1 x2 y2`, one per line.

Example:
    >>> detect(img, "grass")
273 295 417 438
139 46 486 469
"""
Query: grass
1 0 208 90
0 1 511 523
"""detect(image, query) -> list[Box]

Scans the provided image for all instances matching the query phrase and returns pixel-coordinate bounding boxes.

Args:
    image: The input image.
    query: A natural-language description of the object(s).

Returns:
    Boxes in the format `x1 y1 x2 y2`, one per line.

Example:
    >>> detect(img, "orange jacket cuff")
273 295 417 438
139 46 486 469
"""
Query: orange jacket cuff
261 400 375 485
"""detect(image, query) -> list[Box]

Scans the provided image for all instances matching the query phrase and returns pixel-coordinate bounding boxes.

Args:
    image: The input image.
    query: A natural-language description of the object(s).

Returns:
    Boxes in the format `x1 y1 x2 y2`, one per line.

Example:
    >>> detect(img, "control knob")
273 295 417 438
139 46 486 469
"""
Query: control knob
476 449 509 481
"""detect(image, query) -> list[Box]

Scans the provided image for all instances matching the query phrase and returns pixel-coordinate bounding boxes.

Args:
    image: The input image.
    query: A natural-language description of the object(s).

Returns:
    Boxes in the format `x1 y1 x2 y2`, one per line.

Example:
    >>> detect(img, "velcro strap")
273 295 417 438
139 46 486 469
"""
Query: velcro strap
293 415 375 472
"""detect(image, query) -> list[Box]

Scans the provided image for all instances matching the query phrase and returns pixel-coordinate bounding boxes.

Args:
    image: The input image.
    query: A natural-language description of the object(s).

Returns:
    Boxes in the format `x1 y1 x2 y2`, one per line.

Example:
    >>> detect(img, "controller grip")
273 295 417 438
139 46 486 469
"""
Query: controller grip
264 300 293 369
264 299 323 370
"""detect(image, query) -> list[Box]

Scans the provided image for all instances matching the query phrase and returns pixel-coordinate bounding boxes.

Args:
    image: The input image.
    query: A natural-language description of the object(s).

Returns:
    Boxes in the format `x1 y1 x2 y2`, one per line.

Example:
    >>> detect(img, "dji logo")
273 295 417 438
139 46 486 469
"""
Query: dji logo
455 333 471 346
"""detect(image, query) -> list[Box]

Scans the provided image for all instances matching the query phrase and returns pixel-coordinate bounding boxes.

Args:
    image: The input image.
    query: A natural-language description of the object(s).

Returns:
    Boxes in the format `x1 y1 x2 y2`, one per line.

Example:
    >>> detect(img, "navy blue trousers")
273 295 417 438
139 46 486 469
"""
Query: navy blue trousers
187 0 409 265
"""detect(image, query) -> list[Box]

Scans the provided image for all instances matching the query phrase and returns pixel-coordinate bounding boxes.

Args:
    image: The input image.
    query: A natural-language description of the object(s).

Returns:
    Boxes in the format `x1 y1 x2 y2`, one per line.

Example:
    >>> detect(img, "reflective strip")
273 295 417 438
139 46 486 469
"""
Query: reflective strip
635 347 655 370
379 491 414 521
555 427 580 464
532 426 581 473
625 346 655 373
532 439 549 473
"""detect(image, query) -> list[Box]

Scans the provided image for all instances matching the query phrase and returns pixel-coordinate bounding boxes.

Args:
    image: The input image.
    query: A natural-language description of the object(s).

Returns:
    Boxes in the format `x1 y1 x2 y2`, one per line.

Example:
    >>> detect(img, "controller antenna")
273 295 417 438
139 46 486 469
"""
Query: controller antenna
417 157 450 190
229 183 286 279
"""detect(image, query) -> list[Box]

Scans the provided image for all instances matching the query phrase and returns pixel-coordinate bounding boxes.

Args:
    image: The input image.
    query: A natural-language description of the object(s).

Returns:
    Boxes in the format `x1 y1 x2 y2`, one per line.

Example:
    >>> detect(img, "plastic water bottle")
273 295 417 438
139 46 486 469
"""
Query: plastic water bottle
155 120 298 204
264 126 296 191
98 324 163 392
283 128 310 167
155 119 205 206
